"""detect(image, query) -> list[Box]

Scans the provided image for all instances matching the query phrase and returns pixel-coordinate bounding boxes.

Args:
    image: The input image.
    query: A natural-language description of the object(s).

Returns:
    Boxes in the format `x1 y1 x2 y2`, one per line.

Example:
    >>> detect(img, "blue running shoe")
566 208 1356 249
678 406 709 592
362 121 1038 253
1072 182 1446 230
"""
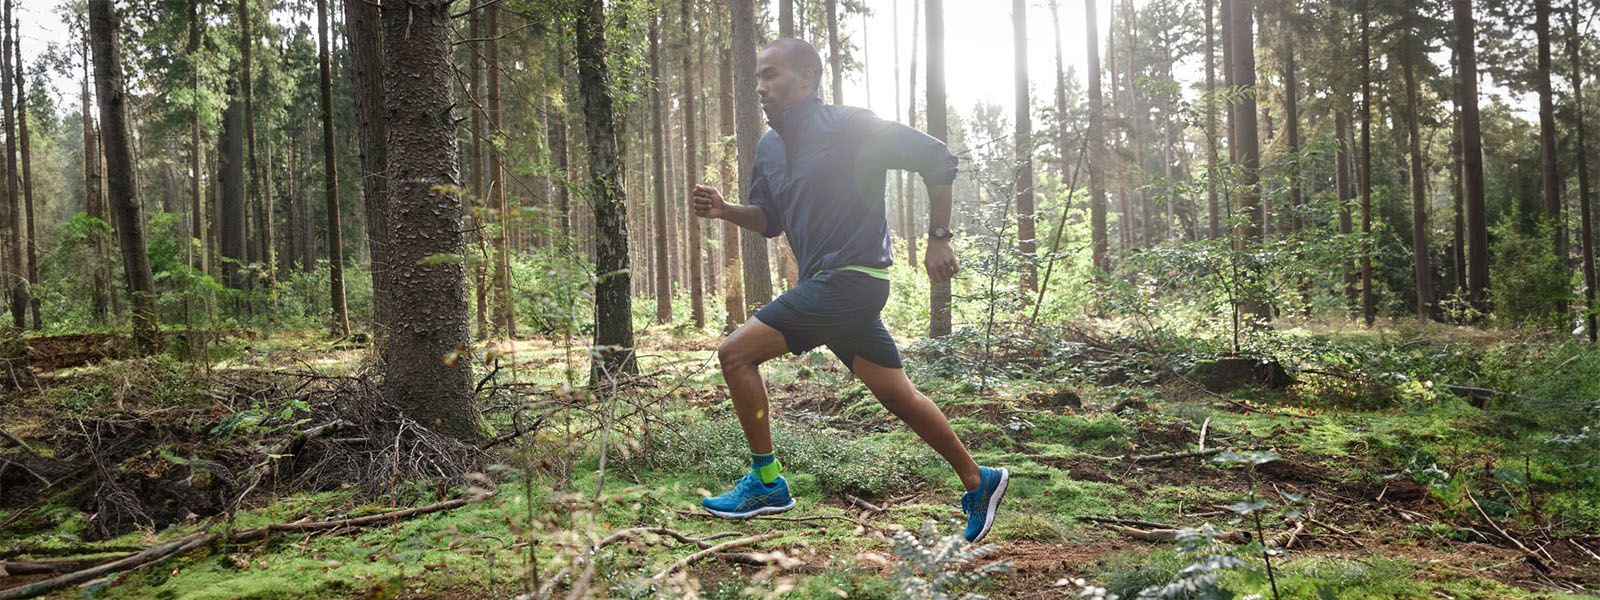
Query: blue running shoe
702 471 797 519
960 466 1009 543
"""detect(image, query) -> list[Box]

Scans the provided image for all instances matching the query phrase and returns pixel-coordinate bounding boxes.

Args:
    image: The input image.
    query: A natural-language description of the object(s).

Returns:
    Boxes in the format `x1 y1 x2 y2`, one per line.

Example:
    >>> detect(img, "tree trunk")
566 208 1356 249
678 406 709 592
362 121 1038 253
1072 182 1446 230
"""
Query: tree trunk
1086 0 1108 274
345 0 385 342
720 44 745 330
650 14 671 325
553 39 572 244
1229 0 1268 323
576 0 637 380
682 0 705 329
189 0 205 275
1359 0 1375 325
239 0 268 286
1454 0 1489 311
316 0 349 337
733 0 773 312
1013 0 1036 293
1050 0 1069 206
2 3 25 329
487 3 514 338
1282 10 1301 235
1336 111 1357 315
1205 0 1220 239
928 0 951 337
827 0 841 104
904 0 921 271
1404 56 1431 321
88 0 160 354
1536 0 1562 261
1571 0 1597 341
780 0 794 38
15 30 38 329
221 81 247 290
379 0 477 439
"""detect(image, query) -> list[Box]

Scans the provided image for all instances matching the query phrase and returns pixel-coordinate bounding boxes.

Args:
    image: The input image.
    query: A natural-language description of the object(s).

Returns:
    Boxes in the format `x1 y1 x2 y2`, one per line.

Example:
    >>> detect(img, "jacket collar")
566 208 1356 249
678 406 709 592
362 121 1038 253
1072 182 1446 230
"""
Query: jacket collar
768 94 823 138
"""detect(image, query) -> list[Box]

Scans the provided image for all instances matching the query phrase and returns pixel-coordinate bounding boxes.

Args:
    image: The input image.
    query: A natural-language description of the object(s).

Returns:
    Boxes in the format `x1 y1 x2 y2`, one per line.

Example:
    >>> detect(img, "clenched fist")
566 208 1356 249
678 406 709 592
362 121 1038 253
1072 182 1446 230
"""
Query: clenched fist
691 184 725 219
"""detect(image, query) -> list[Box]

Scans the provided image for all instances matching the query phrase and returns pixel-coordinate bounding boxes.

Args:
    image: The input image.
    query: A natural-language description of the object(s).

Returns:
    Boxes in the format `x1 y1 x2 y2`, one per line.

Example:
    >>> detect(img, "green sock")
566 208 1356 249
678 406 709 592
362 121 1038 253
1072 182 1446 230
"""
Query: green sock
752 452 781 484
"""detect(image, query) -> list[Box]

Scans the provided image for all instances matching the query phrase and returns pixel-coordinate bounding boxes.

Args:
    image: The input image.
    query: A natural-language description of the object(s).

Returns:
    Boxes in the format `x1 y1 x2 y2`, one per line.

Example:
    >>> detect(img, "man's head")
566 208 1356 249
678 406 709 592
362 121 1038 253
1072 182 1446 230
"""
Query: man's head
756 38 823 117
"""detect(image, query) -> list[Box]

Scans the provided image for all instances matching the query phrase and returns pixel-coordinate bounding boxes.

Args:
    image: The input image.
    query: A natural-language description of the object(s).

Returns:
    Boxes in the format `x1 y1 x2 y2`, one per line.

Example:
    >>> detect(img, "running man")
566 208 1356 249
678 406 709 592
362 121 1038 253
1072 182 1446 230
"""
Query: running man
690 38 1007 543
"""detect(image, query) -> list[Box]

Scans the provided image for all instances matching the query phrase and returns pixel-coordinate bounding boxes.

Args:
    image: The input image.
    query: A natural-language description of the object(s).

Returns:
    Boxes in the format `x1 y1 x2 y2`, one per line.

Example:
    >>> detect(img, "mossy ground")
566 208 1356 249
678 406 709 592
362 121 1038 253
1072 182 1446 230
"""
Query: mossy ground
3 322 1599 599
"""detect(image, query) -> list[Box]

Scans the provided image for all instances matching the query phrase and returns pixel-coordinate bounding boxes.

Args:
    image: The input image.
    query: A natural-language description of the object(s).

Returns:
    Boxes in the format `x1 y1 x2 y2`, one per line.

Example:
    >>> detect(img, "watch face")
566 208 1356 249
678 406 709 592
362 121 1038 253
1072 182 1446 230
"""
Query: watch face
930 226 952 239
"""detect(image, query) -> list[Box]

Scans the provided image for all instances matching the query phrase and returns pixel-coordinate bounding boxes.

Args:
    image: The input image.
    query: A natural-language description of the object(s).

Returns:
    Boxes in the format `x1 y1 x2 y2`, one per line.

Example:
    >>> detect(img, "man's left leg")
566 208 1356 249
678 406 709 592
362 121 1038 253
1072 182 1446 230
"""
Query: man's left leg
851 357 982 490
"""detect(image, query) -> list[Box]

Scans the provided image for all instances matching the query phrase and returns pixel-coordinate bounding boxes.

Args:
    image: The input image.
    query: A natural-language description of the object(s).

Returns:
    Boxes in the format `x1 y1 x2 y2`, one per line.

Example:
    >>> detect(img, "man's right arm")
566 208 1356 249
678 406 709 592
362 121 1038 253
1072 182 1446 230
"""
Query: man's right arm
691 183 780 237
720 203 769 234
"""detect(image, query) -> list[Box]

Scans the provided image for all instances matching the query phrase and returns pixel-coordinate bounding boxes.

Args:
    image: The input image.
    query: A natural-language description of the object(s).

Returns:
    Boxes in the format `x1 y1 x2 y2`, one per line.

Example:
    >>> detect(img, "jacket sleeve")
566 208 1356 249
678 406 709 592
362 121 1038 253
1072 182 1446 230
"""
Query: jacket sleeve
744 161 784 239
855 114 960 187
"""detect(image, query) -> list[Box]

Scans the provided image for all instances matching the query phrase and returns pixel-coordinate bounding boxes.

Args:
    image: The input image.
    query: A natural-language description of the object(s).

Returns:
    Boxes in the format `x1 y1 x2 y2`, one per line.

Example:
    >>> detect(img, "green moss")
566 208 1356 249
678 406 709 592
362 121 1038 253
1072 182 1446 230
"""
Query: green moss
1030 413 1130 452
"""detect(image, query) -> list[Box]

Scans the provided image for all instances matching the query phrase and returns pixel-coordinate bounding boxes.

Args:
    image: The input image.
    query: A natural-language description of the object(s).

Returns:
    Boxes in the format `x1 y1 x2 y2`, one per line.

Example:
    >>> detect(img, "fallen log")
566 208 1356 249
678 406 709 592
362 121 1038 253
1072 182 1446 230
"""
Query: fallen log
1099 524 1251 545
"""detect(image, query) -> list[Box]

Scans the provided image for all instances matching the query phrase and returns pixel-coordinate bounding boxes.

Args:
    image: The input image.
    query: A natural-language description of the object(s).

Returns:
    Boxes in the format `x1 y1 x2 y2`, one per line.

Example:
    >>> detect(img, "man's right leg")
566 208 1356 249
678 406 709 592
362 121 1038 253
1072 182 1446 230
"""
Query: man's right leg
716 316 792 454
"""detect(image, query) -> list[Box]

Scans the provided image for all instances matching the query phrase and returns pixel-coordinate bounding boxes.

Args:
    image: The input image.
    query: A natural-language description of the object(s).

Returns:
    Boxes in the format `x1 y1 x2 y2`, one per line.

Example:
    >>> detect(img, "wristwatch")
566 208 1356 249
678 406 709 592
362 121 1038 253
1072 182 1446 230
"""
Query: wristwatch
928 226 953 241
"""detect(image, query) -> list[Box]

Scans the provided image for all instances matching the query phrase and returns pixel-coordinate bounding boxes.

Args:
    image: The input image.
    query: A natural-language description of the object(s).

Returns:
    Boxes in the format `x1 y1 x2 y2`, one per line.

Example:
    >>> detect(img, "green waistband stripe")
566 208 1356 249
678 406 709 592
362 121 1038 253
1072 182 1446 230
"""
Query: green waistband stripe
837 265 891 280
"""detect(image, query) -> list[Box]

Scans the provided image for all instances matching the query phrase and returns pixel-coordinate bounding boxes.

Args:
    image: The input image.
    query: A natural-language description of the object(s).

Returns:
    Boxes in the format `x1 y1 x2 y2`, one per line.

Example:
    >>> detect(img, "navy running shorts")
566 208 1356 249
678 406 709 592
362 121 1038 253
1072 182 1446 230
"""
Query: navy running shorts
752 269 904 370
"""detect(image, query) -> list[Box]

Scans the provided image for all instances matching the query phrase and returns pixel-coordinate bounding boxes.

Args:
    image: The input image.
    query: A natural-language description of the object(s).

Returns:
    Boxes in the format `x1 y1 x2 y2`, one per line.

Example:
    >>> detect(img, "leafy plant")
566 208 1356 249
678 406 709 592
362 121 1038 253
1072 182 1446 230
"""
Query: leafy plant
890 520 1011 600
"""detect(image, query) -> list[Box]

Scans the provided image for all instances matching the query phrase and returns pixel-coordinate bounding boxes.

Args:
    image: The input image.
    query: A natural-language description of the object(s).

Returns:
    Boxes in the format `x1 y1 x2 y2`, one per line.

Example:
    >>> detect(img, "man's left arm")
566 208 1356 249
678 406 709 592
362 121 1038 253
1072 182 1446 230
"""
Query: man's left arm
856 115 961 283
924 184 957 283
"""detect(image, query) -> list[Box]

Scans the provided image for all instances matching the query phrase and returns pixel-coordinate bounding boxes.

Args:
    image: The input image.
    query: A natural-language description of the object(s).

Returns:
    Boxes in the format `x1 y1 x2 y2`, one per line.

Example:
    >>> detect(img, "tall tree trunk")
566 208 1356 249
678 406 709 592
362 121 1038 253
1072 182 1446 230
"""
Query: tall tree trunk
15 30 37 330
1452 102 1465 295
239 0 268 286
553 39 571 244
733 0 773 311
1282 8 1301 235
1013 0 1036 292
1572 0 1597 341
1405 56 1431 321
1230 0 1268 323
2 3 25 329
682 0 705 329
904 0 921 271
189 0 205 275
827 0 841 104
719 43 744 331
345 0 386 341
1536 0 1562 262
316 0 349 337
379 0 477 438
1050 0 1069 200
650 14 671 324
1454 0 1489 311
780 0 794 38
928 0 951 337
88 0 160 354
487 3 514 338
1336 111 1357 315
577 0 637 380
1205 0 1220 239
1087 0 1108 273
1359 0 1375 325
221 81 247 290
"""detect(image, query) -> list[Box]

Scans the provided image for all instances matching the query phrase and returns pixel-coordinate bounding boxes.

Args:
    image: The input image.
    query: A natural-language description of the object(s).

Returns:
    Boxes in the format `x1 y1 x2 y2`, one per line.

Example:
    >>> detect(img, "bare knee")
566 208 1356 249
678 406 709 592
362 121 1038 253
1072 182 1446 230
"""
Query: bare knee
718 340 756 373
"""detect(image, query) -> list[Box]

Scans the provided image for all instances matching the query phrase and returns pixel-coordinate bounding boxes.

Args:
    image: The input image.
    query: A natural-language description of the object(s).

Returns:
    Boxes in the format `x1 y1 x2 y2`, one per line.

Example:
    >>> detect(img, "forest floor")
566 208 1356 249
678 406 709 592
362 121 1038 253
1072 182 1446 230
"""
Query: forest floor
2 322 1600 599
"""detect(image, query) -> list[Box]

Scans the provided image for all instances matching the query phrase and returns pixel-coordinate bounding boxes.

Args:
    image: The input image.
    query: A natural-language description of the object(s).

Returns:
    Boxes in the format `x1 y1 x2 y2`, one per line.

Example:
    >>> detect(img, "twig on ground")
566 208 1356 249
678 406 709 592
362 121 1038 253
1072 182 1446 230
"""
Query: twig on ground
650 532 782 580
1466 487 1553 573
1129 447 1230 464
842 493 885 515
1306 517 1365 548
1073 515 1174 529
1198 417 1212 452
670 508 874 530
591 527 742 550
1274 518 1307 549
1097 523 1251 544
714 551 808 571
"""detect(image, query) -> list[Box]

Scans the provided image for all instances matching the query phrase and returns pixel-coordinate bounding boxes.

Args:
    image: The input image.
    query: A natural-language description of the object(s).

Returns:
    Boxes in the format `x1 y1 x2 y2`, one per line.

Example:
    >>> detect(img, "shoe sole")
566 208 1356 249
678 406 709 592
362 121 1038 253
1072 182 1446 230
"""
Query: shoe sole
702 497 797 520
970 468 1009 543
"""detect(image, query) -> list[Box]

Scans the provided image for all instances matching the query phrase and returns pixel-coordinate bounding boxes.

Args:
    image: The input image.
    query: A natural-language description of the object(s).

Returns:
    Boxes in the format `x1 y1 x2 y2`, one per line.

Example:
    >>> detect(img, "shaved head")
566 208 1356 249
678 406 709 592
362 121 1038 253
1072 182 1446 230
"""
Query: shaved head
761 38 823 92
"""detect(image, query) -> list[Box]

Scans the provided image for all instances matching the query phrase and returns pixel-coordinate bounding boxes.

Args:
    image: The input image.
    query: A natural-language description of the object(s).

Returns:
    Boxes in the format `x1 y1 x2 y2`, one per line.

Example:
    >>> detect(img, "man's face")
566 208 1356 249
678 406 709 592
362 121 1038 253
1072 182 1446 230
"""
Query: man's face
756 47 815 117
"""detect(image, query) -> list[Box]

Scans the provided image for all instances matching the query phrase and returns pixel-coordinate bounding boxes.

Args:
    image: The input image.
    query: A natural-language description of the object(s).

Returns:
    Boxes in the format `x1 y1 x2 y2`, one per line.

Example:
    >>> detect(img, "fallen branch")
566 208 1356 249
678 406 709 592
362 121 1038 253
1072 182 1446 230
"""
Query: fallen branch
671 508 873 530
1306 517 1365 548
0 558 105 577
714 550 808 571
842 493 885 515
1098 524 1250 545
591 527 741 550
0 493 495 600
1466 488 1553 573
1273 518 1307 549
1130 447 1230 463
0 543 148 561
1074 515 1174 530
651 532 782 580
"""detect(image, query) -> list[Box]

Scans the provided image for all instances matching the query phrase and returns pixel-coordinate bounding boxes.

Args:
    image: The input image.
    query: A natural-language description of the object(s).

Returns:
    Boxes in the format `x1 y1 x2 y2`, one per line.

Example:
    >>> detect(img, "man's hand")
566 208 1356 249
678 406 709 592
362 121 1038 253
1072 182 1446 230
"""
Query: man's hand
691 184 726 220
924 239 959 283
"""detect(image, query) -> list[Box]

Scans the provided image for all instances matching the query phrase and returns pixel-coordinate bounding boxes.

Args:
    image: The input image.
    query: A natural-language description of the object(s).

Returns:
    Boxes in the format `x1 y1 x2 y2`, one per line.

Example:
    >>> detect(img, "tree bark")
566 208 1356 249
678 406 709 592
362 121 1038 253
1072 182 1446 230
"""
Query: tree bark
88 0 160 354
780 0 794 38
1571 0 1597 341
928 0 951 337
220 81 247 290
904 0 921 271
682 0 705 329
1087 0 1108 274
720 43 745 330
650 14 671 324
15 28 38 329
733 0 773 312
1282 7 1301 235
190 0 205 275
827 0 841 104
1360 0 1375 325
2 2 26 329
1454 0 1489 311
239 0 269 285
487 3 514 338
317 0 349 337
576 0 637 380
1336 111 1357 315
345 0 386 342
1205 0 1220 239
1404 55 1431 321
379 0 477 439
1013 0 1036 293
1536 0 1562 260
1229 0 1267 325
